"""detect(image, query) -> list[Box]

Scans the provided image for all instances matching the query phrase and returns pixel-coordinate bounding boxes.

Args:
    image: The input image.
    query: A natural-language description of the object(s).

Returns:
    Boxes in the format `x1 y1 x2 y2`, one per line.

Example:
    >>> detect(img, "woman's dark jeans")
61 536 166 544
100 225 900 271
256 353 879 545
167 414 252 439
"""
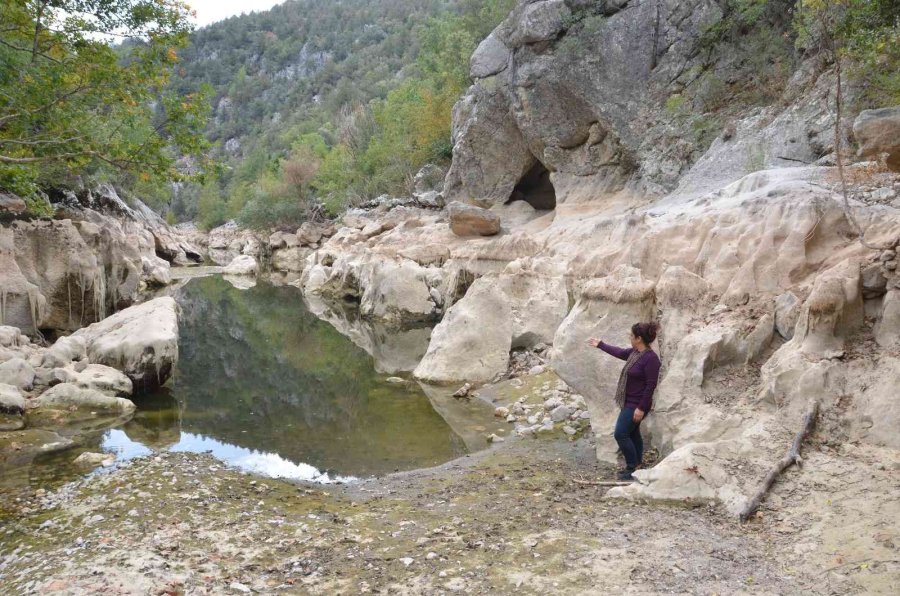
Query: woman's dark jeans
614 407 643 471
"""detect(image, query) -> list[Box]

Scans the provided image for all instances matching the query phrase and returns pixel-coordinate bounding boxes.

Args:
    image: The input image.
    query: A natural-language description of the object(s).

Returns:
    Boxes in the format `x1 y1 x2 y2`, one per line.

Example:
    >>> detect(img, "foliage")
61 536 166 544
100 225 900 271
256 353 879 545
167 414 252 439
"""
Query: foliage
181 0 515 228
795 0 900 106
0 0 211 214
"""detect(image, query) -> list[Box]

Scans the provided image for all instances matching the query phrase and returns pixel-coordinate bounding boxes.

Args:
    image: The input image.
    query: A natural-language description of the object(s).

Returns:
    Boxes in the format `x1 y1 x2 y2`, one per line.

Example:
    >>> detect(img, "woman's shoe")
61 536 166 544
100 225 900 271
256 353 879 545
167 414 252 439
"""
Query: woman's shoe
617 469 635 481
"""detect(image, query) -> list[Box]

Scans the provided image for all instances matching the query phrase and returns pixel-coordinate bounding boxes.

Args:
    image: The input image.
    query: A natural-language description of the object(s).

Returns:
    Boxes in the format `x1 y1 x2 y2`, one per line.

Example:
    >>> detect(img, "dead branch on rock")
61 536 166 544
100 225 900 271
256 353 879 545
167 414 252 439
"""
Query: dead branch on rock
571 477 632 487
739 400 819 523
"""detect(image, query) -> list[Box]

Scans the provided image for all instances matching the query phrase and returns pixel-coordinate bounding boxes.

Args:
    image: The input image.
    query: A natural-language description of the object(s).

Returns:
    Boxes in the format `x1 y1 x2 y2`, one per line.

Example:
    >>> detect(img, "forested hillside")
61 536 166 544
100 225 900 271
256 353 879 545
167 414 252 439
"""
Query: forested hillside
168 0 515 228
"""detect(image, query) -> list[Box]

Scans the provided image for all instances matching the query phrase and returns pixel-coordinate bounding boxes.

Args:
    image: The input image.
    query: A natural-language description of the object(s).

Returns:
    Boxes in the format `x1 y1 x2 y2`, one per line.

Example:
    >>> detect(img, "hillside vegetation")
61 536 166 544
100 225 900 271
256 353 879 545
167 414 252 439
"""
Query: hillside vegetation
167 0 515 229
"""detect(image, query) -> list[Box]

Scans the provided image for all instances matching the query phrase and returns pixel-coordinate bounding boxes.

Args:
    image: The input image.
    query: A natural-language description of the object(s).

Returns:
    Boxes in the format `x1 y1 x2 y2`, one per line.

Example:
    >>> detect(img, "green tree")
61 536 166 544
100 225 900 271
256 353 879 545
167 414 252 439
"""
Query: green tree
0 0 211 207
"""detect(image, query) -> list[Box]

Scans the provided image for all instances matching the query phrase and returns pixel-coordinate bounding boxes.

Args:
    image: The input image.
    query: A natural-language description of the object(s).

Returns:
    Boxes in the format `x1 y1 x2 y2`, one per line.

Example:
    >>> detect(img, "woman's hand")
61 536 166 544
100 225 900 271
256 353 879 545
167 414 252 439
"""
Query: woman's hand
587 337 601 348
633 408 645 423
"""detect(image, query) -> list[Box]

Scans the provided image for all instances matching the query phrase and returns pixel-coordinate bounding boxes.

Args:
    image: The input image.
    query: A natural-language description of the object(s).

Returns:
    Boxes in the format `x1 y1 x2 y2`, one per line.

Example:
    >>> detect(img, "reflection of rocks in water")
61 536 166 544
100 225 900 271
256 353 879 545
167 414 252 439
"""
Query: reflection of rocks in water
416 382 499 452
123 390 181 449
166 275 473 476
304 294 432 374
223 274 257 290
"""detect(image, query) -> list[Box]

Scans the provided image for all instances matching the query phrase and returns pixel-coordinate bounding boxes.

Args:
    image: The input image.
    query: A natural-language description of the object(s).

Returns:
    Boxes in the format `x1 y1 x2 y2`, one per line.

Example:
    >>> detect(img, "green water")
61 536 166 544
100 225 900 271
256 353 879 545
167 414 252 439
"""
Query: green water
1 276 495 492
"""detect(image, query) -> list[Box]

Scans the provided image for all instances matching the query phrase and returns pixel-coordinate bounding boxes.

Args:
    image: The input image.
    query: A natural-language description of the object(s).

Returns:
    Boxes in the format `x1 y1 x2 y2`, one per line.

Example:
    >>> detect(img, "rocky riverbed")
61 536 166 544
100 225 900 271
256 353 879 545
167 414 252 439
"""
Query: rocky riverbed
2 425 897 595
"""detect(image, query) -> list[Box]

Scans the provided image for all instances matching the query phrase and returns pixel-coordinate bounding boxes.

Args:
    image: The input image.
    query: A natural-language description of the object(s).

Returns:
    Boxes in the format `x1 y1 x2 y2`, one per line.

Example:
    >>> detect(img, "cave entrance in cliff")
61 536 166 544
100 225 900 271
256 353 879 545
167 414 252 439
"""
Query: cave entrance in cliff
508 161 556 210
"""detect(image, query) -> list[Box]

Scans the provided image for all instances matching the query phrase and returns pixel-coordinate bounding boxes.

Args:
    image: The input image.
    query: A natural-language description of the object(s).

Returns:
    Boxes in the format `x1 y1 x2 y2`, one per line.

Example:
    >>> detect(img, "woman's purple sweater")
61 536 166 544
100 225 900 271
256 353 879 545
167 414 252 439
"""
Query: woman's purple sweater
598 341 661 413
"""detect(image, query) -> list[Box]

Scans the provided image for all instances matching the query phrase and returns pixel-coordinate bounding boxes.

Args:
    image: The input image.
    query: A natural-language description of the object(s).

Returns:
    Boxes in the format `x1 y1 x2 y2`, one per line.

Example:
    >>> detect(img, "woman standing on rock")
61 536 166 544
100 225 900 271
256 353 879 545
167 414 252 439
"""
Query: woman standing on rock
587 322 661 481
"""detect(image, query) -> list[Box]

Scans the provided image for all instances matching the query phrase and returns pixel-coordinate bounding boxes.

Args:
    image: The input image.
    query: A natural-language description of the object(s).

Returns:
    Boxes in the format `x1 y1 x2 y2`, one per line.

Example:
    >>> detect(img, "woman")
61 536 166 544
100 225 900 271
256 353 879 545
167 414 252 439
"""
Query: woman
587 322 661 480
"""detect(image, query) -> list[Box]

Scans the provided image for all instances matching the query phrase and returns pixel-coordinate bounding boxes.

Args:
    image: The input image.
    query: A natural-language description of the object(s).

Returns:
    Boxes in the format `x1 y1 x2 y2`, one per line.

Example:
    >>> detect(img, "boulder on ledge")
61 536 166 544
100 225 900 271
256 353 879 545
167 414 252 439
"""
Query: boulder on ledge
71 297 178 393
223 255 259 276
448 202 501 237
853 106 900 171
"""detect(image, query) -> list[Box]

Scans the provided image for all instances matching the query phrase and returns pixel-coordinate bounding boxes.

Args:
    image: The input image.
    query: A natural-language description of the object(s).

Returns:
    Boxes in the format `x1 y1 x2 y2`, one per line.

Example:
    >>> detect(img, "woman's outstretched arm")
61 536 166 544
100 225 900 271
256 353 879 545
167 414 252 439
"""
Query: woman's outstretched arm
587 338 633 360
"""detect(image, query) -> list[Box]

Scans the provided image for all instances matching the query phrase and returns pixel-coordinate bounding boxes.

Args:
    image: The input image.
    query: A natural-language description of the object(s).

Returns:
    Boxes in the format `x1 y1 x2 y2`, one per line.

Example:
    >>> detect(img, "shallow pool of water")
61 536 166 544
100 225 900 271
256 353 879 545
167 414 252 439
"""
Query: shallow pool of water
1 275 498 494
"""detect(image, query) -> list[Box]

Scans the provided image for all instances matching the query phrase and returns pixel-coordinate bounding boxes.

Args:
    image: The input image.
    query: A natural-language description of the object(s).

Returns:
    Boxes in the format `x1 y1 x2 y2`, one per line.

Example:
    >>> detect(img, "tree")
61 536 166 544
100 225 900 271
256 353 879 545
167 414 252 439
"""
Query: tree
0 0 211 204
795 0 899 249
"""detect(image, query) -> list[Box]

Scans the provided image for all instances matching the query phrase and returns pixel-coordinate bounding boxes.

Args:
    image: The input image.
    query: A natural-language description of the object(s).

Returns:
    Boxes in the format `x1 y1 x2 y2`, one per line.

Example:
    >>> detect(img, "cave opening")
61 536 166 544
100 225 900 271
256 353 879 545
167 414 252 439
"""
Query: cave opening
508 161 556 210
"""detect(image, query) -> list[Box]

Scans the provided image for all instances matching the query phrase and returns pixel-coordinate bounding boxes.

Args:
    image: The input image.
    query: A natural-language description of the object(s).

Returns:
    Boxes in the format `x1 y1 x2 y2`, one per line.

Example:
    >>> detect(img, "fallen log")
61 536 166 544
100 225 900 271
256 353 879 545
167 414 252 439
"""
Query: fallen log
739 400 819 522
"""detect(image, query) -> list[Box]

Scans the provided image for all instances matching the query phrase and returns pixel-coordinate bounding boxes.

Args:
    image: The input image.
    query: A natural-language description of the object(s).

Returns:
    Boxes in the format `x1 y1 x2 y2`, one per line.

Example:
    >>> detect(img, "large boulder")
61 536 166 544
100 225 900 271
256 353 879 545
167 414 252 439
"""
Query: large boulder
55 363 133 397
448 202 501 237
470 32 510 79
0 192 27 216
40 334 88 369
853 106 900 171
551 266 656 463
414 278 513 383
70 297 178 392
223 255 259 276
496 0 570 47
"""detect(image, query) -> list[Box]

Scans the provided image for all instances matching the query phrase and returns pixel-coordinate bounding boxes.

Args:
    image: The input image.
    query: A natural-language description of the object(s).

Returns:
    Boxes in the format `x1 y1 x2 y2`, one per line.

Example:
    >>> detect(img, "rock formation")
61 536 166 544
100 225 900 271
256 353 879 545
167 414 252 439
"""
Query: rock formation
291 0 900 518
0 184 200 334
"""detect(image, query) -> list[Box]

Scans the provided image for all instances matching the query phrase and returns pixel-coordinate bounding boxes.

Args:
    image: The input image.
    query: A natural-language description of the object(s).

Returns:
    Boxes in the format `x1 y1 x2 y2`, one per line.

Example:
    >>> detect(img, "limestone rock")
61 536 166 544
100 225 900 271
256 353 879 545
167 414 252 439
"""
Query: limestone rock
0 358 35 391
875 289 900 348
498 270 568 348
414 278 513 383
73 451 116 468
551 266 655 463
297 222 332 246
412 164 446 196
0 326 28 348
774 291 801 340
470 32 509 79
57 363 133 397
497 0 570 47
223 255 259 276
272 247 312 273
606 440 752 516
71 297 178 392
141 256 172 287
0 192 27 215
40 335 88 369
33 383 135 413
448 202 501 237
0 383 26 431
853 106 900 171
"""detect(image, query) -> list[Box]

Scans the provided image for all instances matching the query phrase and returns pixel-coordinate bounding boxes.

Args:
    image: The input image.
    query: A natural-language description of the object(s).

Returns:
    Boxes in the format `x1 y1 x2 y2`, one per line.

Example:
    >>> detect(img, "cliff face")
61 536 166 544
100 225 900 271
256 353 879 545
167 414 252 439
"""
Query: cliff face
0 185 201 334
289 0 900 538
444 0 835 206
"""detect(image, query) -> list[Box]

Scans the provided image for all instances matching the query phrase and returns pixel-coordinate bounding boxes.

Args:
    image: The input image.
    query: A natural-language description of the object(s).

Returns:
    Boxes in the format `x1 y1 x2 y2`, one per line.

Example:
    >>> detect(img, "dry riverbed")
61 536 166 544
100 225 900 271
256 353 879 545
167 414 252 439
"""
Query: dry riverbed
2 429 841 595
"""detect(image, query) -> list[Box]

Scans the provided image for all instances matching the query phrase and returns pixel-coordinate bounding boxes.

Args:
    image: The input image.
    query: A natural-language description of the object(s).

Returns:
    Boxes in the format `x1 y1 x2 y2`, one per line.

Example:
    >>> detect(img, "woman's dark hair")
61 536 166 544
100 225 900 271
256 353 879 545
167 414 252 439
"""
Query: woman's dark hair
631 321 659 346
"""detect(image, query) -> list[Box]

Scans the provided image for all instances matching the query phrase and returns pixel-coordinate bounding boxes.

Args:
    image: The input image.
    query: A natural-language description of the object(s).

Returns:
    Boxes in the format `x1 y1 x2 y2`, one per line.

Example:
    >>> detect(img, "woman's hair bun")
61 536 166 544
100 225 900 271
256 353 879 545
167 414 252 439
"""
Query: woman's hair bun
632 321 659 345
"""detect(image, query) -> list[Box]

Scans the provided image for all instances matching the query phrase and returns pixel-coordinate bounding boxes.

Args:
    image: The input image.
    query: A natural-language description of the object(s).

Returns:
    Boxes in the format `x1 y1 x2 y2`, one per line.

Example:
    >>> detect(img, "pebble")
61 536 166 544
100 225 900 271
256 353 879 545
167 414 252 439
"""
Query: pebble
494 407 509 418
528 365 546 376
400 557 414 567
550 405 574 422
229 582 251 593
386 377 405 384
562 425 577 436
543 397 563 411
426 552 438 560
506 414 517 423
487 434 504 443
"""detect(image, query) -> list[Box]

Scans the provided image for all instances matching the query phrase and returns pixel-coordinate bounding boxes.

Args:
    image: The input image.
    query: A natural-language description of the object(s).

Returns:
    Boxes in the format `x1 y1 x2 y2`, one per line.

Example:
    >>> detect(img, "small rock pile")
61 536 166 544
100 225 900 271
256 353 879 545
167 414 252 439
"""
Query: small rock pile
498 377 592 439
492 345 549 382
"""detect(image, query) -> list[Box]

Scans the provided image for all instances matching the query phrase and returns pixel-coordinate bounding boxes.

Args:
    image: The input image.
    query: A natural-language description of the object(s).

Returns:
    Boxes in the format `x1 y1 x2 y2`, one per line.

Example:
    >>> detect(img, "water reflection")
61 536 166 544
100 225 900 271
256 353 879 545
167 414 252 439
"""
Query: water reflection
0 275 497 496
106 276 487 479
